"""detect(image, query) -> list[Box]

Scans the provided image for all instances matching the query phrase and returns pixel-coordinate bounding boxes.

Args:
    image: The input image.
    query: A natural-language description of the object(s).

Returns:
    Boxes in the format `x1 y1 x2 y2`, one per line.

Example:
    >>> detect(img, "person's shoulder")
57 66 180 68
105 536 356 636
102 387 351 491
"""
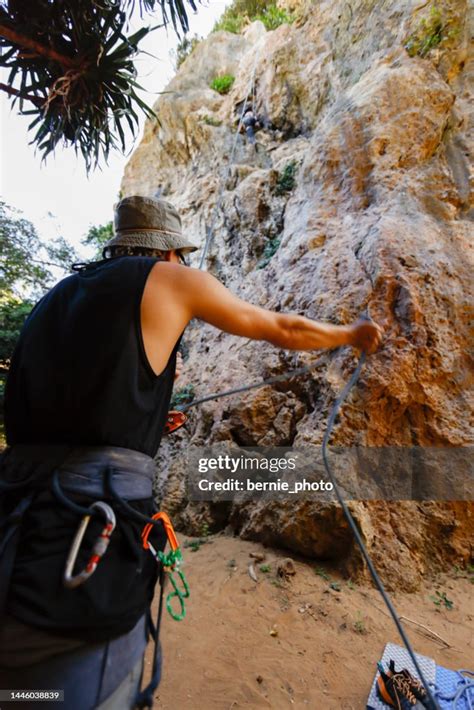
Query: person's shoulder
149 262 212 291
151 261 197 279
44 269 80 295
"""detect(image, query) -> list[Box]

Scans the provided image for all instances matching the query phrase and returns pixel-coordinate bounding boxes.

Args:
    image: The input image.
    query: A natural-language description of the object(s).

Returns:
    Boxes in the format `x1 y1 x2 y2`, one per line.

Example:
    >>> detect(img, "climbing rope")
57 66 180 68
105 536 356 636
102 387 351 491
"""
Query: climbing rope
173 316 441 708
176 351 330 412
171 338 442 708
198 50 261 270
433 670 474 710
186 1 457 706
321 343 440 710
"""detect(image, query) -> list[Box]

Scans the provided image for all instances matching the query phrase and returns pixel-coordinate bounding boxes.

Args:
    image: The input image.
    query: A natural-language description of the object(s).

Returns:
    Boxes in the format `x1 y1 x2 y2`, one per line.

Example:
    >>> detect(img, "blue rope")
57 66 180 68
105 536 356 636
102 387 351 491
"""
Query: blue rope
432 671 474 710
322 347 441 710
175 313 463 710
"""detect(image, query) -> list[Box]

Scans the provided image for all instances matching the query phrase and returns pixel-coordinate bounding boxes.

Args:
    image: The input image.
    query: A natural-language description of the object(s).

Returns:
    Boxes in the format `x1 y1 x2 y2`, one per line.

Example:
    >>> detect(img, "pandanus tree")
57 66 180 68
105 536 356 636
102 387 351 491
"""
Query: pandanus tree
0 0 199 170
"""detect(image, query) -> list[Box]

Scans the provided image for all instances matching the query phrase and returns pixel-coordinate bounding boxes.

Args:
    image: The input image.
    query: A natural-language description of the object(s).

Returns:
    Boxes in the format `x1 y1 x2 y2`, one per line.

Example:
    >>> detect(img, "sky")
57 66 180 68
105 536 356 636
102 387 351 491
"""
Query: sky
0 1 230 257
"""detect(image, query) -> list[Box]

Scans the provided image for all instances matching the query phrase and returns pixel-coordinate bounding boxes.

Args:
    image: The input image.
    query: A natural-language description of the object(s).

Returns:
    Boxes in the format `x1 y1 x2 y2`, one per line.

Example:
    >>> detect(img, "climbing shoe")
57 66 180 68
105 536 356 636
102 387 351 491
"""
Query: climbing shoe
388 660 428 704
376 666 417 709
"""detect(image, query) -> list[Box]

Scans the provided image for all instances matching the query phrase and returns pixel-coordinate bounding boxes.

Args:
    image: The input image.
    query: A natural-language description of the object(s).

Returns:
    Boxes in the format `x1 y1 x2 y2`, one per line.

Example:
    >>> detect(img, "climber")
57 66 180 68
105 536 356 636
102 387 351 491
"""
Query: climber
242 106 261 144
0 195 383 710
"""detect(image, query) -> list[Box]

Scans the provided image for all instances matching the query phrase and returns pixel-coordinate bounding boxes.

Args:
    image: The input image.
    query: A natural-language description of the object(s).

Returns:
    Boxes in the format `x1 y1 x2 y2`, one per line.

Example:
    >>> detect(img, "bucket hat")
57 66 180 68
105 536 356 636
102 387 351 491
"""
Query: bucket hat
104 196 198 254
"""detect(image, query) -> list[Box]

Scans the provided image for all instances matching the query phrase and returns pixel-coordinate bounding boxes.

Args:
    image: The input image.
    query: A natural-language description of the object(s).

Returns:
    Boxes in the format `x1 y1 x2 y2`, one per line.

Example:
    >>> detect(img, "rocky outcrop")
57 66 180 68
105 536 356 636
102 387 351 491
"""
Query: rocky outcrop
122 0 473 589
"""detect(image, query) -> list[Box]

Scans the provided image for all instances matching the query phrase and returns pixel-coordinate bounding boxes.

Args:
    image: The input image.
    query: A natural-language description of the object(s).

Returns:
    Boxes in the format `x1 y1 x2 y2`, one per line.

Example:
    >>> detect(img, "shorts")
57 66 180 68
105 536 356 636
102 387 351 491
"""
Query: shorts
0 614 159 710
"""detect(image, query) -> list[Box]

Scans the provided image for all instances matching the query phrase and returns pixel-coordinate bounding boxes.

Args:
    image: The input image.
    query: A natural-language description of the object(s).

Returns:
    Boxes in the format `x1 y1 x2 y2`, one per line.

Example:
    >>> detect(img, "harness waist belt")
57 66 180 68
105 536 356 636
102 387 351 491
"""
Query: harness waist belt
1 445 156 500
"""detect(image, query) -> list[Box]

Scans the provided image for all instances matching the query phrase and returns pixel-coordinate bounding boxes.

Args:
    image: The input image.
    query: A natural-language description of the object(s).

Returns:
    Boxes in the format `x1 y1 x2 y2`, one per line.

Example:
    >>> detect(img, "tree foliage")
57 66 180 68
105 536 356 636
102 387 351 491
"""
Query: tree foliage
0 0 199 170
83 221 114 259
0 292 34 439
0 293 34 373
214 0 272 31
0 200 77 296
172 33 202 69
275 160 297 195
213 0 292 34
256 4 294 31
0 201 78 368
0 201 50 294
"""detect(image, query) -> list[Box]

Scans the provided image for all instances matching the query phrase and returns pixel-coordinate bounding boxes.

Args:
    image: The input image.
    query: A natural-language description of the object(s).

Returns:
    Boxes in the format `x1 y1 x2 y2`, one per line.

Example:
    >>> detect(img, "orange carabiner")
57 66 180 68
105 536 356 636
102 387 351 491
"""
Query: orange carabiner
141 511 180 553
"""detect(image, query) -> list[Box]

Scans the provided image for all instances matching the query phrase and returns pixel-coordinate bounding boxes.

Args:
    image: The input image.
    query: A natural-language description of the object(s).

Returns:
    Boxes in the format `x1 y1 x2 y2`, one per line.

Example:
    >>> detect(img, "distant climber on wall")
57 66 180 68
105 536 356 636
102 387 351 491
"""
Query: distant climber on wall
0 195 383 709
242 106 261 144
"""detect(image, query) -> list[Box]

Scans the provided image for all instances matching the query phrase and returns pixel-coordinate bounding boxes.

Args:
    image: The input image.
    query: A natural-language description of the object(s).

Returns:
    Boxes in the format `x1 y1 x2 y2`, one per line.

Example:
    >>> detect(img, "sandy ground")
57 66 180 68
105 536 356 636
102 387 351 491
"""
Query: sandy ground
145 533 473 710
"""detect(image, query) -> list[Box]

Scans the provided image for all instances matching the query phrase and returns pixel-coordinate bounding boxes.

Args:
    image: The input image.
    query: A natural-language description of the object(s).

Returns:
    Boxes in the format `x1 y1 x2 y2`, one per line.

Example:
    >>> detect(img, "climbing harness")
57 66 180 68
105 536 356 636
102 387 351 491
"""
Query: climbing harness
142 512 190 621
52 469 103 517
63 501 116 589
0 444 187 710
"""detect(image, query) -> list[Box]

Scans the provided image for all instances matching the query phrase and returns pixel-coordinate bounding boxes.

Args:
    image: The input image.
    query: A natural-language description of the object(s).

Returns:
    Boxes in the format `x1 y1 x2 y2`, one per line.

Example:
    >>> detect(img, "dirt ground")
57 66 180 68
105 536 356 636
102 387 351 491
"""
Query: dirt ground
145 533 473 710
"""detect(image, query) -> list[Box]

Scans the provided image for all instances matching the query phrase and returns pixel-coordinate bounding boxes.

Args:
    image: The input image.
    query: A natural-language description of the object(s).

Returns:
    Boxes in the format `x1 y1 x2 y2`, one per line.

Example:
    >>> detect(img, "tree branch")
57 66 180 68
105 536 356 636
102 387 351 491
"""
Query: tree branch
0 82 43 106
30 257 71 270
0 24 76 69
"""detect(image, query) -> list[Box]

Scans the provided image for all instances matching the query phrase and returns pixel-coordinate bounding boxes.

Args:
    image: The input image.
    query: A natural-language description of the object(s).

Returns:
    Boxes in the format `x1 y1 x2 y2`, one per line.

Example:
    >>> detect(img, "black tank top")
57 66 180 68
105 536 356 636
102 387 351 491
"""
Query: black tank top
5 257 181 457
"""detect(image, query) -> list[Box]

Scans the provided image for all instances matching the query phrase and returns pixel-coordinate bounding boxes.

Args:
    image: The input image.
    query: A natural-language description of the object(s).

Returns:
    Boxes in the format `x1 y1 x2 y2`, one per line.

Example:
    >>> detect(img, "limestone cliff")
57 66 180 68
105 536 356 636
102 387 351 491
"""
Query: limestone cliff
122 0 473 589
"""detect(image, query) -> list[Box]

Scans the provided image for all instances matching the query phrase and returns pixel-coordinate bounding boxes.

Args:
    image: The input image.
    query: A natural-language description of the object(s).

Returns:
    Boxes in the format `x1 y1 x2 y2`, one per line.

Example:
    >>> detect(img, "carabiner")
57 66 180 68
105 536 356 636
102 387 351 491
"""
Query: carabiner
141 512 190 621
64 501 116 589
141 511 180 555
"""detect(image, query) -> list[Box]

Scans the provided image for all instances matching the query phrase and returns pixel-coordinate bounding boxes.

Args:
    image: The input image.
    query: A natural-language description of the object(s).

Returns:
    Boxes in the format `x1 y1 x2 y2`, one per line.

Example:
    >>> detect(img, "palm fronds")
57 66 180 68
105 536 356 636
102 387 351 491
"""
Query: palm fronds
0 0 199 171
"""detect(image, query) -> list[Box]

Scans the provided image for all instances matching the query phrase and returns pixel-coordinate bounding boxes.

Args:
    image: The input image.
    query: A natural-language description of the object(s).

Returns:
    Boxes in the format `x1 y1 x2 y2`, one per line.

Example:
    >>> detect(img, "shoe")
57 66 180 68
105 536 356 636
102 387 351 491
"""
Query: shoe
376 666 417 709
388 659 428 704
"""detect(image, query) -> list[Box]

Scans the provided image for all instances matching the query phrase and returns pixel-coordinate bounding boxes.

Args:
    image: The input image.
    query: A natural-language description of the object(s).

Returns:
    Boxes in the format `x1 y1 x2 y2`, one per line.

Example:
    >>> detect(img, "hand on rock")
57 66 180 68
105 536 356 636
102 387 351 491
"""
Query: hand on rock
348 318 384 354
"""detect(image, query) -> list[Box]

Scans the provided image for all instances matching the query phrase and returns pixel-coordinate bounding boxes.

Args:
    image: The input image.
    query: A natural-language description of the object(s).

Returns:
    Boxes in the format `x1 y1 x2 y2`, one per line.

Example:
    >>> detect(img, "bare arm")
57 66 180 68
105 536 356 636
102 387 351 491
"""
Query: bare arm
190 274 351 349
150 263 383 353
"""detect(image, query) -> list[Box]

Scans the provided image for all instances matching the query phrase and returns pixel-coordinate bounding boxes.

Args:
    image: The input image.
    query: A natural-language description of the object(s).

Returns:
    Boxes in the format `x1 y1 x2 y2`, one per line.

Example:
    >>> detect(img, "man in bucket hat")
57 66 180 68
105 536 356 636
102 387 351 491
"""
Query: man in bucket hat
0 196 382 709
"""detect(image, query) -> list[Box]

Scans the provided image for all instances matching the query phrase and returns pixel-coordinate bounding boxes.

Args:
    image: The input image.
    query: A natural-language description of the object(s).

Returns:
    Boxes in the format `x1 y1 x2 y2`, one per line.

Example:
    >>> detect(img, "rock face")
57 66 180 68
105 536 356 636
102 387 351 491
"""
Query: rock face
122 0 473 589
